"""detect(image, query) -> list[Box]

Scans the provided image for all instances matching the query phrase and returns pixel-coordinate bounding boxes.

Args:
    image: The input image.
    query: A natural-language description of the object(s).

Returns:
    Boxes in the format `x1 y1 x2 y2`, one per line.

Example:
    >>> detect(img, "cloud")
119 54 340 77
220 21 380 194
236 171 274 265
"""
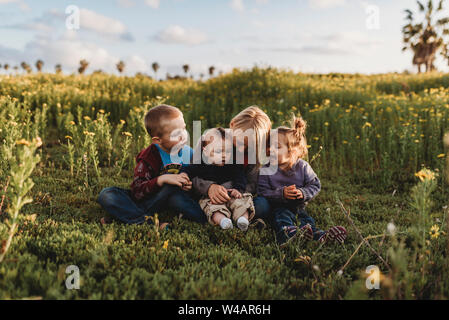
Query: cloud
153 25 208 45
145 0 160 9
78 8 134 41
230 0 245 12
308 0 346 9
0 31 148 75
0 0 29 11
1 8 134 42
117 0 136 8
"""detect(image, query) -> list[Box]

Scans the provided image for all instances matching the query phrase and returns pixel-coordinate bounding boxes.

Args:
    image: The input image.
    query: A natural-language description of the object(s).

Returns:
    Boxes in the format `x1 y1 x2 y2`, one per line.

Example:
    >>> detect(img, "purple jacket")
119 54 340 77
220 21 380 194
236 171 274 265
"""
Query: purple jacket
257 159 321 207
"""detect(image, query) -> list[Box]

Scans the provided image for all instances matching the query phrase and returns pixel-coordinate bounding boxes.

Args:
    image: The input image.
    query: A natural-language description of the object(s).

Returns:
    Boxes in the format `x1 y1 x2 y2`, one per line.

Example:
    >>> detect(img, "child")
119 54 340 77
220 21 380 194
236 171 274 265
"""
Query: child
192 106 272 229
257 115 347 248
97 104 207 227
181 127 255 231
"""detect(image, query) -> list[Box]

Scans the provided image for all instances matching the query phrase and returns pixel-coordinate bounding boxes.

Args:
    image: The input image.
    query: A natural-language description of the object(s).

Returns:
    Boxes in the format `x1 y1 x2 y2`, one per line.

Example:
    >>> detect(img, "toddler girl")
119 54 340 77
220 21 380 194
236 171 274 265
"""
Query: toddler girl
257 116 347 247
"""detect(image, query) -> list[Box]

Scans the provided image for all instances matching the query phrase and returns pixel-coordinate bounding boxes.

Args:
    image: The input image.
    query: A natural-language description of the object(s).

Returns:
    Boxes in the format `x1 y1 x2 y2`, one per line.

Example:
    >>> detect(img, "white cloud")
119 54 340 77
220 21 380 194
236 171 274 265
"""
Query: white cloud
230 0 245 12
0 0 29 11
308 0 346 9
145 0 160 9
154 25 208 45
78 8 134 41
117 0 136 8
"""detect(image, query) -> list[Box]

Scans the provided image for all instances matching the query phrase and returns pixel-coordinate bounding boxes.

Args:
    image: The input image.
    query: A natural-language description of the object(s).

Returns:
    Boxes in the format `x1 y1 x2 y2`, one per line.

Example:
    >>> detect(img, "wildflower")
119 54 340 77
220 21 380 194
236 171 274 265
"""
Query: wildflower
83 131 95 137
291 106 297 111
415 169 436 182
83 116 91 121
122 132 132 137
324 122 329 126
162 240 169 250
16 139 31 146
387 222 396 236
295 256 311 264
199 116 205 120
69 121 76 125
65 136 73 140
429 225 440 239
120 119 126 124
337 270 343 276
362 122 372 129
437 154 445 158
306 145 311 149
99 109 105 114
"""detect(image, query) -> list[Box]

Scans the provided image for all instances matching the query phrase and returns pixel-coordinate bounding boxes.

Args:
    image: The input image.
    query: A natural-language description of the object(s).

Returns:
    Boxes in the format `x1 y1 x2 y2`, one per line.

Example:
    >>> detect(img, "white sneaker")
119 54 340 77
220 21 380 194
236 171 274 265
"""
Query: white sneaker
219 218 233 230
237 217 249 231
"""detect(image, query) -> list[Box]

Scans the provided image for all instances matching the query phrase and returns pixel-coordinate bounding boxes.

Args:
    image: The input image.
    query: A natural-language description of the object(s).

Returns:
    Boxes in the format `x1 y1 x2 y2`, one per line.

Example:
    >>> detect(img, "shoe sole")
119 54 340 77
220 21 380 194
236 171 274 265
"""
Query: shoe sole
322 226 347 244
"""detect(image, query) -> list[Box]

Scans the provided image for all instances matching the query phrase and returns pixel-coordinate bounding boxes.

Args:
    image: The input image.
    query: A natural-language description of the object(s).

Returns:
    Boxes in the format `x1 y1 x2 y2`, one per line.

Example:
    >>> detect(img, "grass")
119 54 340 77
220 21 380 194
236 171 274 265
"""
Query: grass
1 69 448 299
0 146 444 299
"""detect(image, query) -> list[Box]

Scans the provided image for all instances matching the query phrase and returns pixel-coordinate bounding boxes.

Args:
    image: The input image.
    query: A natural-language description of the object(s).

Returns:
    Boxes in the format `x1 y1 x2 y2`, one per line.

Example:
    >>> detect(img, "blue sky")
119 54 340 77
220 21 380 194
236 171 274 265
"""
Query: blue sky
0 0 447 76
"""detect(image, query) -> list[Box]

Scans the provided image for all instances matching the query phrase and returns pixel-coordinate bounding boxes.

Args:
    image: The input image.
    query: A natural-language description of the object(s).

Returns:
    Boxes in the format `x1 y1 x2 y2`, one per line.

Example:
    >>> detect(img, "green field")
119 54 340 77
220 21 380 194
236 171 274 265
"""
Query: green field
0 68 448 299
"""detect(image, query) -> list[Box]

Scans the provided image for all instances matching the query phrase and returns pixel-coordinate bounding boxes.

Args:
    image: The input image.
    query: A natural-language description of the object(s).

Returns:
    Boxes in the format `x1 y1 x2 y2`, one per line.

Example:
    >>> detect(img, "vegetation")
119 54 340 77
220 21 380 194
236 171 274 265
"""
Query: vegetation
0 68 448 299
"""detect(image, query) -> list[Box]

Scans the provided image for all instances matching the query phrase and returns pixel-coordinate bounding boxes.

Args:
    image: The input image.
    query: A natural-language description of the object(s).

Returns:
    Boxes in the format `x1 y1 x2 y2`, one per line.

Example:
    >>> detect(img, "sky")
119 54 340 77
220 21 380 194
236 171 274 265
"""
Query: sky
0 0 448 77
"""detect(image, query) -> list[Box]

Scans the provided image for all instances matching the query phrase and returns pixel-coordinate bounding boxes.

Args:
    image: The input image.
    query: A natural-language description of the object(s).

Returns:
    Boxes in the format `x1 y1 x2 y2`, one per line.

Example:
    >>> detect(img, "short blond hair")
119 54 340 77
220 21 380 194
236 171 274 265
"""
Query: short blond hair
144 104 181 137
230 106 272 166
276 115 308 170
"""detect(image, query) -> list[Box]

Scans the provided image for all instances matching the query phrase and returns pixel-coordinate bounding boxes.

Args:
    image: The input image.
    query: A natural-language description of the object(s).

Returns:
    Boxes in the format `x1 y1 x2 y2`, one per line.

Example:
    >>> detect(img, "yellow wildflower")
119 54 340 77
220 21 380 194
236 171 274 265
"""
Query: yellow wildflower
437 154 445 158
362 122 372 129
162 240 169 250
429 225 440 239
83 116 91 121
122 132 132 137
65 135 73 140
415 169 436 182
16 139 31 146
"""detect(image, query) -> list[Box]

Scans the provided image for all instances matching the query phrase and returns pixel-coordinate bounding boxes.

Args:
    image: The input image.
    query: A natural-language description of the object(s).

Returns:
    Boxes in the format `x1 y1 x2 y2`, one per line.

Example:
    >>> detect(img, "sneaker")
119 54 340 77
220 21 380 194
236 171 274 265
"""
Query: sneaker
219 218 233 230
249 218 266 230
318 226 347 244
278 226 299 248
236 216 249 231
299 224 314 241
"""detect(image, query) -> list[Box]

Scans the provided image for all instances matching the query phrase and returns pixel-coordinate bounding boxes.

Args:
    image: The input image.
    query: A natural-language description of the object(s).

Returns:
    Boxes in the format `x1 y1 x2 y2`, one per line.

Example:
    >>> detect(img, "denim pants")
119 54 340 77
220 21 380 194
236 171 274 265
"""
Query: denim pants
97 184 207 225
271 202 324 241
253 196 273 226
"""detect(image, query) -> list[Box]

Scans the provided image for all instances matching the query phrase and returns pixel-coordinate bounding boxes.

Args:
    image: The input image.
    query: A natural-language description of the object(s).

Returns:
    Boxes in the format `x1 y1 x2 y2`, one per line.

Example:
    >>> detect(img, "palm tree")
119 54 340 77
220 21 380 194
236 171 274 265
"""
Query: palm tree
182 64 189 76
20 62 31 74
208 66 215 77
116 60 125 74
55 64 62 74
78 59 89 74
152 62 160 79
402 0 449 73
35 59 44 72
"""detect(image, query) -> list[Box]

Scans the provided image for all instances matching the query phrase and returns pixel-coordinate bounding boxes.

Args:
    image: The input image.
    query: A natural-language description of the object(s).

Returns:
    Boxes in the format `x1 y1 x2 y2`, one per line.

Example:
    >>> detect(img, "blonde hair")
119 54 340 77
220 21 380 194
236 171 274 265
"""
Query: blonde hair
277 115 308 170
144 104 181 137
230 106 271 166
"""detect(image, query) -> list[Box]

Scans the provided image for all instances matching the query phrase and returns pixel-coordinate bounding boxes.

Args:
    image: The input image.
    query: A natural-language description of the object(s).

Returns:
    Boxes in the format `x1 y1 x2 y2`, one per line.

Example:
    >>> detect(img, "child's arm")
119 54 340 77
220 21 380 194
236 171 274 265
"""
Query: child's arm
130 160 161 201
297 162 321 202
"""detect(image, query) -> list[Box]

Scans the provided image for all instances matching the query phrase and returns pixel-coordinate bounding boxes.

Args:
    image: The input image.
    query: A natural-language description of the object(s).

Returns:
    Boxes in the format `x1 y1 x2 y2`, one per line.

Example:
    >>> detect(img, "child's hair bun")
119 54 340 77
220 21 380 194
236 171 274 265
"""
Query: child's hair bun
292 115 307 138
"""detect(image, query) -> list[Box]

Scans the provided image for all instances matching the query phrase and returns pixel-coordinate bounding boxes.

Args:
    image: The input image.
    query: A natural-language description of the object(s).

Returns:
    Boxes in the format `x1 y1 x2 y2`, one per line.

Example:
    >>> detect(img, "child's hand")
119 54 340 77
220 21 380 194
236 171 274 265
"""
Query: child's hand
228 189 242 199
283 185 301 200
179 172 192 191
157 173 190 187
296 189 304 199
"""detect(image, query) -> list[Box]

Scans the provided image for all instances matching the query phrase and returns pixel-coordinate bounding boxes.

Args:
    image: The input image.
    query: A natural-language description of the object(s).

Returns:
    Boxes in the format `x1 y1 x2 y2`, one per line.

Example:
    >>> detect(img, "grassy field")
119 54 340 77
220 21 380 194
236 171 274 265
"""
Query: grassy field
0 68 448 299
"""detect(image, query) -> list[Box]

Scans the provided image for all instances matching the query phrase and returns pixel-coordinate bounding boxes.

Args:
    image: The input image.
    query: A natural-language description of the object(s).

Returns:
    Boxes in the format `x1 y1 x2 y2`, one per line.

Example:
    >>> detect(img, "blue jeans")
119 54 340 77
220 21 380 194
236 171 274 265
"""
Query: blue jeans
271 202 324 241
97 184 207 225
253 196 273 226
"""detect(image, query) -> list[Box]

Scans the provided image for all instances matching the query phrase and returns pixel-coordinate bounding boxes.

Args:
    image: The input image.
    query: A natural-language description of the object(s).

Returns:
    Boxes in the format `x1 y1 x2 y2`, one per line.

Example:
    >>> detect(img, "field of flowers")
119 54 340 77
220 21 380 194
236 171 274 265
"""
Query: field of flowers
0 68 448 299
